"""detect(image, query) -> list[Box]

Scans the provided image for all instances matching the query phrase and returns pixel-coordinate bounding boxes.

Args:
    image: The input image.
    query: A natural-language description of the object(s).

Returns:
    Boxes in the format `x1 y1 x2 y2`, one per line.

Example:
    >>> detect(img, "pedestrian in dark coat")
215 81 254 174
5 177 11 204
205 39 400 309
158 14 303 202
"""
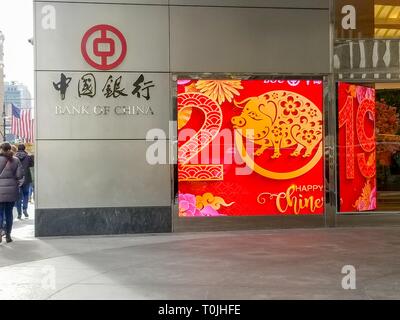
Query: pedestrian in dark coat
15 144 34 218
0 142 23 243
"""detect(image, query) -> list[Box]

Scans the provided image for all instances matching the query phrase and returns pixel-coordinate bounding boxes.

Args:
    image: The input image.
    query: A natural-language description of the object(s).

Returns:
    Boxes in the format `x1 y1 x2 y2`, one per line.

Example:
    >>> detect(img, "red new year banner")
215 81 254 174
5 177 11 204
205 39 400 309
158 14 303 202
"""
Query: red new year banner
177 79 324 217
338 83 376 212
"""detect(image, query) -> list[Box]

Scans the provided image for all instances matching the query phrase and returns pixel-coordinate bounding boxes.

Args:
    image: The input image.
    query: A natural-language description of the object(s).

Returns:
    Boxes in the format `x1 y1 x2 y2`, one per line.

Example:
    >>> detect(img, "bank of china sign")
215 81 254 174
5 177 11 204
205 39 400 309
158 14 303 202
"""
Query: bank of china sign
53 24 155 117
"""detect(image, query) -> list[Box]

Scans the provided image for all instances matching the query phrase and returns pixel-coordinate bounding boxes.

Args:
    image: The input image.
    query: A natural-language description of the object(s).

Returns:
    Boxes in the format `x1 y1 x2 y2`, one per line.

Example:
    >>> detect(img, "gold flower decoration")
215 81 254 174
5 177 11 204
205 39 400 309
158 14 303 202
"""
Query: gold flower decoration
347 85 357 98
301 129 317 144
185 83 198 93
178 107 193 130
195 80 243 105
281 96 301 116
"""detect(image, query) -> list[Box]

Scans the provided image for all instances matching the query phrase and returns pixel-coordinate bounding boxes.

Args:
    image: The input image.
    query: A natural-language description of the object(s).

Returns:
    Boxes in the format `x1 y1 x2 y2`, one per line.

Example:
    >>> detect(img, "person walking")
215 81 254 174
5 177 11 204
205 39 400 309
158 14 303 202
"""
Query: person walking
29 164 34 203
0 145 14 237
15 144 33 219
0 142 23 243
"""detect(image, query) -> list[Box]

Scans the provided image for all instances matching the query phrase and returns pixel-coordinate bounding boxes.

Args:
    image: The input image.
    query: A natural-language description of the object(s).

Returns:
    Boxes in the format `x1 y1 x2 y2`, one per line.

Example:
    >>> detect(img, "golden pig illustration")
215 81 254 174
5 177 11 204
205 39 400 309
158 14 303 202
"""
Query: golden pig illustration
231 91 323 159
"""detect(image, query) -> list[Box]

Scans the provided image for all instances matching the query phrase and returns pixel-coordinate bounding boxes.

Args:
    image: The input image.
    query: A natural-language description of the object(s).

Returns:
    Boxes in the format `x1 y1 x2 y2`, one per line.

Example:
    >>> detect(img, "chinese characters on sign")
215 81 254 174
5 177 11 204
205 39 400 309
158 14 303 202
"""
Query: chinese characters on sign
53 73 72 100
102 75 128 98
78 73 96 98
132 74 155 100
53 73 155 100
52 73 156 116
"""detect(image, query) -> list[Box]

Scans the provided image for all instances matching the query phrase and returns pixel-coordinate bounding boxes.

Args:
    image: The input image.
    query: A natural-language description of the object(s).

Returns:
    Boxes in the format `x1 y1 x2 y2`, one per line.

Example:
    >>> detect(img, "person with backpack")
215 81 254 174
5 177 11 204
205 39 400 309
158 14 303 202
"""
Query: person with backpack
0 142 23 243
15 144 34 219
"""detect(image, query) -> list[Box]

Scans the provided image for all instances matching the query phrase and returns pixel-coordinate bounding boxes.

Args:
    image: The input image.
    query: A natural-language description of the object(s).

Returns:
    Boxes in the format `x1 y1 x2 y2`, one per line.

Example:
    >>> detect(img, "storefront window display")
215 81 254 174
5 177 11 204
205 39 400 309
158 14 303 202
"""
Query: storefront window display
375 85 400 210
338 83 377 212
338 82 400 213
176 79 325 217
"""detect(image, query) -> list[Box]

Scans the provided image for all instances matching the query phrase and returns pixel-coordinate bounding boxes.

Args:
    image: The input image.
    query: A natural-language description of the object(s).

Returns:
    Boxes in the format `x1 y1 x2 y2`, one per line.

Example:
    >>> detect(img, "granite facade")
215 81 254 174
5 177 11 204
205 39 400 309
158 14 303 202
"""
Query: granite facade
35 207 172 236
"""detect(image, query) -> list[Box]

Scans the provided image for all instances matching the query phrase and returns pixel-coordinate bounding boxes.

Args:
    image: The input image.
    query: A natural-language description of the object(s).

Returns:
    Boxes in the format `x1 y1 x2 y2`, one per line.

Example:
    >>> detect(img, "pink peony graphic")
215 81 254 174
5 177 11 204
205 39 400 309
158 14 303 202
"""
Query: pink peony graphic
177 80 191 86
356 86 374 105
179 193 201 216
368 187 377 211
178 193 224 217
199 205 221 217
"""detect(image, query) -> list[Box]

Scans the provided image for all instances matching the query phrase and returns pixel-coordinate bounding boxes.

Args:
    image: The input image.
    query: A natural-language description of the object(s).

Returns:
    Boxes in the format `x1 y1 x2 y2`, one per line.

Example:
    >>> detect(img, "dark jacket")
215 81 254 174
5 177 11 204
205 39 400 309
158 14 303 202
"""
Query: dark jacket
15 151 34 186
0 151 23 202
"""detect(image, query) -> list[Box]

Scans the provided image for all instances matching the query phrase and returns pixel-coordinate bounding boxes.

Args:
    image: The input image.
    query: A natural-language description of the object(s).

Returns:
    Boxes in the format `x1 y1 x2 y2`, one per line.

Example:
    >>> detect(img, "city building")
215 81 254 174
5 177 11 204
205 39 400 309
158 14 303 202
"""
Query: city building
4 81 32 109
33 0 400 236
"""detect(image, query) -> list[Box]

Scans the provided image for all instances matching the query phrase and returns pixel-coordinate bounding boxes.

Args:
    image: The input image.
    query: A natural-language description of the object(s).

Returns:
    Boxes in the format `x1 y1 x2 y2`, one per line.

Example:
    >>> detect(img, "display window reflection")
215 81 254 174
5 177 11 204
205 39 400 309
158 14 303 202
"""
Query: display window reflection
338 82 400 213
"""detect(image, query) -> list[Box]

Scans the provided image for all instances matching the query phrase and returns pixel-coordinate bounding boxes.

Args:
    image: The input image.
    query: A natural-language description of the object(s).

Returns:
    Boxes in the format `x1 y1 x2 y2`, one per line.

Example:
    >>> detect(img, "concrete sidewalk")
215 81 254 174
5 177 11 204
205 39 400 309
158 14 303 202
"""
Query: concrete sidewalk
0 207 399 299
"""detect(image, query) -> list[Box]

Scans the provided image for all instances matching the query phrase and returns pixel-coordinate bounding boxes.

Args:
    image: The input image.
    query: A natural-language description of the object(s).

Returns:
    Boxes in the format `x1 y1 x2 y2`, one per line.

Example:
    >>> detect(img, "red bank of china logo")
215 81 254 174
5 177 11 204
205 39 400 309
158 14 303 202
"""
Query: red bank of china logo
81 24 127 70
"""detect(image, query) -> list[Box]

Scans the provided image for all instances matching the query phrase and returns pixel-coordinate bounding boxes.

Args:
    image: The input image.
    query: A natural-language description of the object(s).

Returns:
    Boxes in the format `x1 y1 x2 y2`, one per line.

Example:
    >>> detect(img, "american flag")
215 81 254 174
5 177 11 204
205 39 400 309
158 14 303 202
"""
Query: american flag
11 103 34 143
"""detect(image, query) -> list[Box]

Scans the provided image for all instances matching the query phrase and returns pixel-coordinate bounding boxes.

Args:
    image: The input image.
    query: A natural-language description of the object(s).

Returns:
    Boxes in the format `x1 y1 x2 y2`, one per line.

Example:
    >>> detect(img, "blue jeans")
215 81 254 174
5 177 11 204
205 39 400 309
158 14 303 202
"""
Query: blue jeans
29 184 34 201
0 202 15 235
16 184 30 216
0 210 4 230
